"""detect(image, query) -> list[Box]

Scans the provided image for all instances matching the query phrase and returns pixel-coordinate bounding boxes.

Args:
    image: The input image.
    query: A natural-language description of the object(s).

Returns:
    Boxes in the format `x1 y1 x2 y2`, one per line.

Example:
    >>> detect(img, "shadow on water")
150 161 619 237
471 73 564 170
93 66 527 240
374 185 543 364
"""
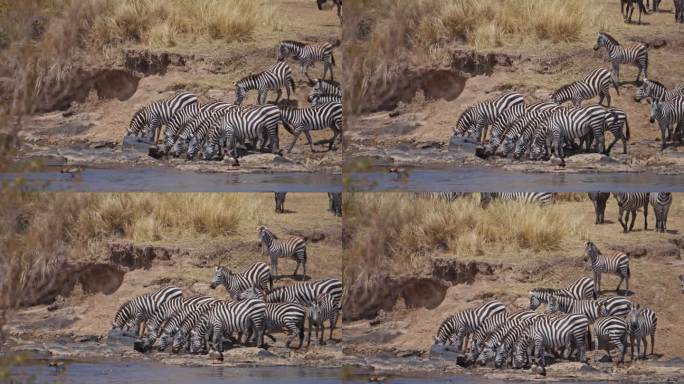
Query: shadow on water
0 167 342 192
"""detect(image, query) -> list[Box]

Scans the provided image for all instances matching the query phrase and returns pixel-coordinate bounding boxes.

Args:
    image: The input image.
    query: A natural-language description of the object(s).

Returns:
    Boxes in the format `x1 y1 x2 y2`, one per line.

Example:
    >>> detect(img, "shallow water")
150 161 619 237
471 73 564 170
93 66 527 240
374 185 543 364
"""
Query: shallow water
0 167 342 192
350 167 684 192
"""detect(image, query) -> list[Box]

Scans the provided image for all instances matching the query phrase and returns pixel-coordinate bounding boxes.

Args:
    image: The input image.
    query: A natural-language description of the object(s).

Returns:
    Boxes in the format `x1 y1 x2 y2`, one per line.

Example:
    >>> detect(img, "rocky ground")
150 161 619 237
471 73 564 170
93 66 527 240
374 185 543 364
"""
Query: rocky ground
2 193 343 368
346 0 684 174
10 0 342 175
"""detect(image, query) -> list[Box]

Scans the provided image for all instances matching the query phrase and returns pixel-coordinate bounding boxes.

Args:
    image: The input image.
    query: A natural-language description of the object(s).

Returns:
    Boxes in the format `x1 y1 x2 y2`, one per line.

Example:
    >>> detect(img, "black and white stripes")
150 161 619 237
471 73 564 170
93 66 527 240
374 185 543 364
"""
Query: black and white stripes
257 226 307 280
127 92 198 142
209 263 272 300
649 95 684 149
627 304 657 360
649 192 673 233
281 102 343 153
277 40 339 80
111 286 183 336
584 241 631 295
234 61 296 105
613 192 650 232
593 32 648 87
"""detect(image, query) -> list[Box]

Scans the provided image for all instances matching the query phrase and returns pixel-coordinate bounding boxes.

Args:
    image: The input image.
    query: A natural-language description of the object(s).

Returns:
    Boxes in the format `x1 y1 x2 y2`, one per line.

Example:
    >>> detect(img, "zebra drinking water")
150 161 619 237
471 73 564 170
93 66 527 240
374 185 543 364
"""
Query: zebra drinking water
433 301 506 352
127 92 198 143
111 286 183 337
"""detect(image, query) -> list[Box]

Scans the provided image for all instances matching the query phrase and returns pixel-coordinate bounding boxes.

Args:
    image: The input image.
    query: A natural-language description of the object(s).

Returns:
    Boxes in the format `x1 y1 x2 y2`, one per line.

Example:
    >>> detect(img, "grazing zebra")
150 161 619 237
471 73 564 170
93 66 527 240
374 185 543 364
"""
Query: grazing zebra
591 316 628 364
257 226 307 280
281 102 342 153
237 287 306 349
525 314 590 373
308 78 342 99
480 192 554 208
634 79 684 103
142 295 217 347
545 105 610 164
127 92 198 142
156 297 222 352
627 304 657 360
584 241 631 295
234 62 296 106
588 192 611 224
552 68 616 107
496 104 558 157
453 93 525 143
317 0 342 21
613 192 650 232
307 293 338 346
328 192 342 217
597 296 633 317
650 192 673 233
111 286 183 337
433 301 506 352
593 32 648 86
649 96 684 149
161 101 231 154
209 263 273 300
275 192 287 214
621 0 649 24
310 95 342 108
277 40 339 80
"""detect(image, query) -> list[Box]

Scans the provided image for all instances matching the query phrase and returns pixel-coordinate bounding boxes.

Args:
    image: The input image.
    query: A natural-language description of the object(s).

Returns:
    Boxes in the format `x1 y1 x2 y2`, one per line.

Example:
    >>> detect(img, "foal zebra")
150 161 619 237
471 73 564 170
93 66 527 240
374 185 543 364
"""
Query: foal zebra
649 192 673 233
433 301 506 352
480 192 554 208
594 32 648 86
209 263 273 300
281 102 343 153
127 92 198 142
257 226 307 280
649 95 684 149
274 192 287 213
627 304 657 360
584 241 631 295
277 40 339 80
307 293 338 346
591 316 628 364
328 192 342 216
634 79 684 103
588 192 611 224
111 286 183 337
613 192 650 232
234 62 296 105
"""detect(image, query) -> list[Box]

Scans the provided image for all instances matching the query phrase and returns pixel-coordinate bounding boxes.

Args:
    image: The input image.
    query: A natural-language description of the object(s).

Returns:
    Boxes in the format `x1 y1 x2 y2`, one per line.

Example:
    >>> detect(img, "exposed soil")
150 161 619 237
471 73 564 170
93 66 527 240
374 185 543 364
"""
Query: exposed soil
346 1 684 174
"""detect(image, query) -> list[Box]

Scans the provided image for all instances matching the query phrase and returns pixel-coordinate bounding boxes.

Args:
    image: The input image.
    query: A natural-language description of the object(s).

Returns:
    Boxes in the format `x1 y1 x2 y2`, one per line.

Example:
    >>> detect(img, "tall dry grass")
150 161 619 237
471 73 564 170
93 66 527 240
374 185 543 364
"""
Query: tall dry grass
343 0 605 113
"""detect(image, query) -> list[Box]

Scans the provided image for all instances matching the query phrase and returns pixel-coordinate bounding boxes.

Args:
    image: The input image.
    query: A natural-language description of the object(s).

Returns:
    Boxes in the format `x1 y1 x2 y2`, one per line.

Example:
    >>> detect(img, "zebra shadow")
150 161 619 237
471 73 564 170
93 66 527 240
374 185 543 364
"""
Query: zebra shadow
664 229 679 234
275 209 297 215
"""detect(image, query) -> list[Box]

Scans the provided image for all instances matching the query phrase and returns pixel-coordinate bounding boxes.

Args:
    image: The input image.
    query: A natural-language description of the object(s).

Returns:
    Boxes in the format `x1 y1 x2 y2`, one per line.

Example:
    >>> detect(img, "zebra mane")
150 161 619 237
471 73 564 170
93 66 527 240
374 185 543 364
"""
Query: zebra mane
281 40 306 48
646 79 666 89
315 78 341 87
599 32 619 46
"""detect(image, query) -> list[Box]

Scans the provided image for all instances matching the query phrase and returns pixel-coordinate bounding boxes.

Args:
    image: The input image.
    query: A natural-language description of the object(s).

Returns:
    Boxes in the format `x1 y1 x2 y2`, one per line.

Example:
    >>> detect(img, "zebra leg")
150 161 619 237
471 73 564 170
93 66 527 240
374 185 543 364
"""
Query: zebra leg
288 131 303 153
274 89 282 104
629 209 637 232
293 261 301 279
303 130 316 153
644 202 648 230
651 331 655 356
303 259 307 281
319 322 326 345
640 336 647 359
616 276 624 293
612 62 621 88
329 311 337 341
306 319 313 348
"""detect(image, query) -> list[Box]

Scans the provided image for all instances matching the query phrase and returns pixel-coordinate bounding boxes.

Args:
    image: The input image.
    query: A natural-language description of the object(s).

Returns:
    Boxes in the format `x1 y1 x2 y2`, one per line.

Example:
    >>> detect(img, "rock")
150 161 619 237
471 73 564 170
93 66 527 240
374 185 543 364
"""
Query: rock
429 344 461 360
416 141 442 150
221 347 276 360
47 295 65 311
448 136 480 154
569 153 619 165
76 335 99 343
236 153 295 167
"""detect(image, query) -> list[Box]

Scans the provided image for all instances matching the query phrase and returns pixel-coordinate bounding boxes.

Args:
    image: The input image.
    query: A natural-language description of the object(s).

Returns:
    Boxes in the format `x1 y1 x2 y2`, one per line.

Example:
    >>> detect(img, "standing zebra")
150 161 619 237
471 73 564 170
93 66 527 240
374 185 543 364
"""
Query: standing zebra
281 102 342 153
526 314 590 373
310 95 342 108
552 68 615 107
588 192 611 224
547 295 608 322
679 275 684 294
603 107 630 155
480 192 554 208
234 62 296 105
127 92 198 143
264 278 343 309
275 192 287 214
591 316 628 364
584 241 631 295
328 192 342 217
613 192 650 232
649 192 673 233
597 296 633 317
111 286 183 337
627 304 657 360
433 301 506 352
649 96 684 149
307 293 338 346
545 105 610 164
621 0 650 24
200 298 267 354
238 287 306 349
257 226 307 280
316 0 342 22
528 278 597 310
634 79 684 103
593 32 648 87
277 40 339 80
209 263 273 300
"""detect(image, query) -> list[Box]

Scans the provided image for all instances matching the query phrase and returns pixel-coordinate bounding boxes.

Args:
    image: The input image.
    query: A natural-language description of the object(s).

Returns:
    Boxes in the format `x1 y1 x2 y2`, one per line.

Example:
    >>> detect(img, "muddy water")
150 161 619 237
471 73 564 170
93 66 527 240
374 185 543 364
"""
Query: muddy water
0 167 342 192
350 166 684 192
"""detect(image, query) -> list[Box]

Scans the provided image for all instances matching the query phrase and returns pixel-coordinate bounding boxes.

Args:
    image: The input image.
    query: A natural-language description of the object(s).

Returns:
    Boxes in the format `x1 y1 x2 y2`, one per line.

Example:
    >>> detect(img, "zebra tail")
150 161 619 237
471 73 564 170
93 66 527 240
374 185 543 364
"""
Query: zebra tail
625 116 631 140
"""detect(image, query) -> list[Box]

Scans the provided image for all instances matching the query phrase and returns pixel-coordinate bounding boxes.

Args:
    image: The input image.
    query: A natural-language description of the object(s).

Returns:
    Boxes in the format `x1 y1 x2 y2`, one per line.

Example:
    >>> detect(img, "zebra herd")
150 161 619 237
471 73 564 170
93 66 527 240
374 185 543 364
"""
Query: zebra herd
621 0 684 24
274 192 342 217
111 266 343 358
125 39 342 165
453 32 684 163
589 192 673 233
434 241 658 374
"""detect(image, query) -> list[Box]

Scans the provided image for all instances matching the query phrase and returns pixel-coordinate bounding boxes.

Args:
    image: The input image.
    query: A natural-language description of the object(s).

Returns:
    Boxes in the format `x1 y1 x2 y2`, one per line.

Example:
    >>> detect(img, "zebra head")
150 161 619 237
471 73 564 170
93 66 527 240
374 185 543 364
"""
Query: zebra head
493 343 508 368
476 342 496 366
127 108 148 136
309 301 322 325
186 137 201 160
679 275 684 294
172 330 186 354
111 301 131 330
210 267 231 289
626 304 642 329
277 41 302 61
584 241 600 264
512 340 528 369
257 225 274 244
634 79 651 102
529 141 545 160
158 330 172 352
594 32 614 51
234 81 248 105
496 135 515 157
547 295 560 313
649 100 662 124
189 329 204 354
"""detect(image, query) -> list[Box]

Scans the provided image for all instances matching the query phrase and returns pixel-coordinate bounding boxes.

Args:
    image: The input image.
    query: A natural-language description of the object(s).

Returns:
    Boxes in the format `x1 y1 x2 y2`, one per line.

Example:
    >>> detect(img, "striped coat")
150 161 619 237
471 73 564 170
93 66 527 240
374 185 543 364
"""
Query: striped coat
627 304 657 360
111 286 183 337
234 61 296 105
480 192 554 208
649 192 673 233
591 316 628 364
257 226 307 280
209 263 272 299
434 301 506 352
127 92 198 142
281 102 343 153
277 40 339 80
613 192 650 232
649 96 684 149
593 32 648 86
584 241 631 295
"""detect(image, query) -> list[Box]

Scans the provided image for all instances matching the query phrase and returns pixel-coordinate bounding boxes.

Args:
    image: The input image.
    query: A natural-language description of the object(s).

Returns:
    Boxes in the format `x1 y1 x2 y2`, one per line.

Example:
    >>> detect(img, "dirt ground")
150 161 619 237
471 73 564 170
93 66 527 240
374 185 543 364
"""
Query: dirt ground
14 0 342 172
4 193 342 355
343 194 684 370
346 0 684 172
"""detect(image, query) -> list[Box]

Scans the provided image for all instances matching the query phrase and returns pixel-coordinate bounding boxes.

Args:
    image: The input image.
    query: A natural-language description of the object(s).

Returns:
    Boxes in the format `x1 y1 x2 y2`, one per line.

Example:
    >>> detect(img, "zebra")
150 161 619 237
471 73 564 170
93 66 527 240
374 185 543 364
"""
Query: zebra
588 192 611 224
127 92 198 143
171 303 220 353
621 0 649 24
634 79 684 103
412 192 470 202
469 311 510 359
317 0 342 22
591 316 628 364
466 93 526 144
265 278 342 308
484 104 531 155
193 298 267 355
593 32 648 86
237 287 306 349
310 95 342 108
433 301 506 352
277 40 339 80
613 192 650 232
111 286 183 337
196 104 282 164
170 104 236 157
584 241 631 295
529 277 596 310
650 192 673 233
645 0 661 12
511 109 558 160
649 96 684 149
603 107 630 155
209 263 273 300
496 104 558 157
274 192 287 214
281 102 342 153
234 62 296 106
545 105 611 165
552 68 616 107
525 314 590 373
489 314 545 368
308 78 342 99
307 293 338 346
547 295 608 322
142 295 217 348
156 297 222 352
257 225 307 280
328 192 342 217
627 304 657 360
471 310 540 363
480 192 554 208
161 101 231 154
597 296 633 317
